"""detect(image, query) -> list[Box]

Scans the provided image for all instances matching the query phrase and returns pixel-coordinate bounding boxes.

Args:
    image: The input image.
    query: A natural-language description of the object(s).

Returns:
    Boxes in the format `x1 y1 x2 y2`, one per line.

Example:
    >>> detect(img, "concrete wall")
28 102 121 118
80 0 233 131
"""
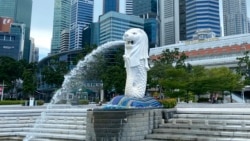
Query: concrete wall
86 108 176 141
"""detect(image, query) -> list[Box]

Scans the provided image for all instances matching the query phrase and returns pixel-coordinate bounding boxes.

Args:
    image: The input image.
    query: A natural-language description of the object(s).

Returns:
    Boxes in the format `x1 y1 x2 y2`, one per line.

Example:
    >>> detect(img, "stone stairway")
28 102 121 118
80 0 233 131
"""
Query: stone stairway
143 107 250 141
0 105 91 141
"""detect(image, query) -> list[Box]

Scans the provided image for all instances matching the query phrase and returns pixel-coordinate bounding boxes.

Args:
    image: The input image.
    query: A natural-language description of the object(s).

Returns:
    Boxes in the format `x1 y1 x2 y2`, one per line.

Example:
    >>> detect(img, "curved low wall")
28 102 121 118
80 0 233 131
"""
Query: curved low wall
86 108 176 141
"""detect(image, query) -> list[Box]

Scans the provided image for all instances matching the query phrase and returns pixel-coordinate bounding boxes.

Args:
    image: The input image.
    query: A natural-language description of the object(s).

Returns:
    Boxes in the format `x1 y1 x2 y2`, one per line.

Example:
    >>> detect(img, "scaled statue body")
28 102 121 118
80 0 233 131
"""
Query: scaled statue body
123 28 149 98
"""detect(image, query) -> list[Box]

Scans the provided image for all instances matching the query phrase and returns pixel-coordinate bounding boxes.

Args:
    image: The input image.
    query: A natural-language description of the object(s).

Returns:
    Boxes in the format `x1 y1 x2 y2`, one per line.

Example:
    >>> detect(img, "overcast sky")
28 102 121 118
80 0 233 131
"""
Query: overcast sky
30 0 250 61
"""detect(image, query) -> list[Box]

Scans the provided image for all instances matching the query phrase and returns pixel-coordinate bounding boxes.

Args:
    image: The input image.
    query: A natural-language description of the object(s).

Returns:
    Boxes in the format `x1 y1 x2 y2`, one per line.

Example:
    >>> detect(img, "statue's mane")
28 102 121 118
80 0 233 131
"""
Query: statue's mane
124 28 149 69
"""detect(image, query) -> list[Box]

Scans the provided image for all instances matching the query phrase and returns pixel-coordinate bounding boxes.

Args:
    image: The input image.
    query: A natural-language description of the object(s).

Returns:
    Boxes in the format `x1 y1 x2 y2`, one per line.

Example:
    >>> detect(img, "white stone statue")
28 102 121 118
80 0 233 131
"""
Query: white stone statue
123 28 150 98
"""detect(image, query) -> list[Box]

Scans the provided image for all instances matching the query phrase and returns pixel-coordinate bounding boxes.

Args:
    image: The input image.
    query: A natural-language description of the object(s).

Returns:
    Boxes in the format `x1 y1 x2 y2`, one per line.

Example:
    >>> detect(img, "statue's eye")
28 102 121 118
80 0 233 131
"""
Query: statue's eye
132 32 136 35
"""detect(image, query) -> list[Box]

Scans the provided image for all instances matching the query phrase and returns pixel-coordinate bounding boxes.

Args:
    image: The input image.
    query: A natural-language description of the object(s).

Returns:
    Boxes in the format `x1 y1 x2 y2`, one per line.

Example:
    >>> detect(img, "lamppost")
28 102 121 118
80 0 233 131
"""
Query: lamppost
100 81 104 102
0 81 5 101
157 84 163 99
146 84 149 96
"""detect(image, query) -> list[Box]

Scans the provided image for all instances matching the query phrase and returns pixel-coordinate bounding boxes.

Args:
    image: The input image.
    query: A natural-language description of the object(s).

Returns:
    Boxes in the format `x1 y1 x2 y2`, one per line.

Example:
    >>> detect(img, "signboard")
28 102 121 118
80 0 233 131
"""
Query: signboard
0 17 13 32
0 86 2 94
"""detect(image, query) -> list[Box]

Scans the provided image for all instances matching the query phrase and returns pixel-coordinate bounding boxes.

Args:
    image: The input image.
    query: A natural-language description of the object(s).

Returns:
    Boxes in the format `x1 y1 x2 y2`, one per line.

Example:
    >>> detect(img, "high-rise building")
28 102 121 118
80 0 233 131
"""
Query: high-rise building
223 0 248 36
125 0 133 15
29 38 39 62
51 0 70 54
60 29 69 52
0 23 25 60
186 0 220 40
132 0 158 47
93 0 125 22
179 0 186 41
103 0 119 13
99 11 144 45
133 0 157 16
82 22 100 46
158 0 180 46
69 0 93 50
0 0 32 61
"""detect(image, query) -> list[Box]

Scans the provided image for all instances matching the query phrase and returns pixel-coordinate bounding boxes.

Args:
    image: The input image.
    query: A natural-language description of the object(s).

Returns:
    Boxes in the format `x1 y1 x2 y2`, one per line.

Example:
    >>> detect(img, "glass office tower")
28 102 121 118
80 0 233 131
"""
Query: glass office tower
0 0 32 61
51 0 71 54
223 0 248 36
69 0 93 50
186 0 220 40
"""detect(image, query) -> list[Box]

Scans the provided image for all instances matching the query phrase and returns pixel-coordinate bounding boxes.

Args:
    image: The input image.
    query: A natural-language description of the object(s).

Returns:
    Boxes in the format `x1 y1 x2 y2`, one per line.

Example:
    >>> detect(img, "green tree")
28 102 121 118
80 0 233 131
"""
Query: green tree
188 66 208 98
42 56 68 88
0 57 24 92
236 51 250 85
22 62 38 99
148 48 190 99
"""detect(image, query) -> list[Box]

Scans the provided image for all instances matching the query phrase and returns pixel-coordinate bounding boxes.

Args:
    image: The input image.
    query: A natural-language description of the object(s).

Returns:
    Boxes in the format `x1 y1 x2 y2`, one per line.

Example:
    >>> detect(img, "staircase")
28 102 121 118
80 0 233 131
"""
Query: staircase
0 104 92 141
143 104 250 141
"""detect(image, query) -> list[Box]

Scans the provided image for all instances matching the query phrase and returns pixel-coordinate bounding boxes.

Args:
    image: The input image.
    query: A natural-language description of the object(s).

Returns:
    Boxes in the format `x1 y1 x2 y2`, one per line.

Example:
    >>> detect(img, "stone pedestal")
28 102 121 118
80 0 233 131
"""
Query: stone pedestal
86 109 163 141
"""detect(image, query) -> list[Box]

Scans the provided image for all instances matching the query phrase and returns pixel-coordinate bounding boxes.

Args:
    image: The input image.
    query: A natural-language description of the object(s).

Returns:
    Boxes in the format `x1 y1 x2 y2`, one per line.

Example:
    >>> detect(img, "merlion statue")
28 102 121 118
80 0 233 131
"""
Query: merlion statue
123 28 149 98
106 28 162 108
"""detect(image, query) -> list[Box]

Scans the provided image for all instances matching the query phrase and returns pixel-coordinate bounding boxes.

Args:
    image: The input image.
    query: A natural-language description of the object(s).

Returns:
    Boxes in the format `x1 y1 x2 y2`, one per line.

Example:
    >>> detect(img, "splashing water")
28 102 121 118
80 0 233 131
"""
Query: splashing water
23 40 124 141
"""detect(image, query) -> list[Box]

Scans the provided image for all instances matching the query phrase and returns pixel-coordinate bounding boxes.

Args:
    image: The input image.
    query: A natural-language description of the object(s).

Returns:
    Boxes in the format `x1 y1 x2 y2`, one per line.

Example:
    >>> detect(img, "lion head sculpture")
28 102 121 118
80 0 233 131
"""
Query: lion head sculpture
123 28 149 70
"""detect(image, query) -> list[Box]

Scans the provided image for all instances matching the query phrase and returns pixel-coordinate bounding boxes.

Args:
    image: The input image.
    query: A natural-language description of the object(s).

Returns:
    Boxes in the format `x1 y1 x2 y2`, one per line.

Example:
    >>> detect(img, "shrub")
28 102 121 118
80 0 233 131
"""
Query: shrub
36 100 44 106
0 100 25 105
79 99 89 105
159 98 177 108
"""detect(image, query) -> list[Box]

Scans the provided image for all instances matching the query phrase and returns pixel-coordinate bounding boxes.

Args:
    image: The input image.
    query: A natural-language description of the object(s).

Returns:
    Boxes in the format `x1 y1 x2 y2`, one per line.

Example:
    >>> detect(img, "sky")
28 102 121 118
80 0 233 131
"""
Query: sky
30 0 250 61
30 0 54 60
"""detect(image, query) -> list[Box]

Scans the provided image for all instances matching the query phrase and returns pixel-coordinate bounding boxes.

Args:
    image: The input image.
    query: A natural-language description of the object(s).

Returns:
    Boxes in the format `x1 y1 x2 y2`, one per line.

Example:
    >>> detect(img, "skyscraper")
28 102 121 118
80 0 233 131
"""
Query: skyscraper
186 0 220 40
69 0 93 50
132 0 158 47
223 0 248 36
158 0 180 46
51 0 70 54
125 0 133 15
0 0 32 61
93 0 125 22
99 11 144 45
133 0 157 16
103 0 119 13
0 23 25 60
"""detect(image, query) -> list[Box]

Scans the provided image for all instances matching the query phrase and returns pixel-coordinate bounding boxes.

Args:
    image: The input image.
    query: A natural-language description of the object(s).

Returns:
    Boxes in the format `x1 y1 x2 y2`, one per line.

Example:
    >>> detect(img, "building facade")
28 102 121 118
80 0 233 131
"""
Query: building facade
51 0 71 54
99 11 144 45
0 0 32 62
158 0 180 46
60 29 69 52
125 0 133 15
186 0 220 40
69 0 93 50
0 23 25 60
223 0 248 36
133 0 157 16
103 0 120 13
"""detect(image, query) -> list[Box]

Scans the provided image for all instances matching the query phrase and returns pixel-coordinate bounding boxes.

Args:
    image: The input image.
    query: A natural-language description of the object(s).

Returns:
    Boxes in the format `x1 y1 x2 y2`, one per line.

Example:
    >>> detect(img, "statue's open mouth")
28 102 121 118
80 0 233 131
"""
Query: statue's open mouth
126 40 134 45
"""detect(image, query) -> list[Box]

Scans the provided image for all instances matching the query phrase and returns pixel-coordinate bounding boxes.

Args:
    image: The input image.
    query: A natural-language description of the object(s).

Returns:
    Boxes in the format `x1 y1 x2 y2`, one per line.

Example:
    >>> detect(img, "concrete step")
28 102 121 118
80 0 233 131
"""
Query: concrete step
0 136 23 141
0 127 85 135
174 113 250 120
144 133 250 141
153 128 250 138
160 124 250 132
34 119 86 125
27 128 86 135
2 132 86 141
168 118 250 126
32 123 86 130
